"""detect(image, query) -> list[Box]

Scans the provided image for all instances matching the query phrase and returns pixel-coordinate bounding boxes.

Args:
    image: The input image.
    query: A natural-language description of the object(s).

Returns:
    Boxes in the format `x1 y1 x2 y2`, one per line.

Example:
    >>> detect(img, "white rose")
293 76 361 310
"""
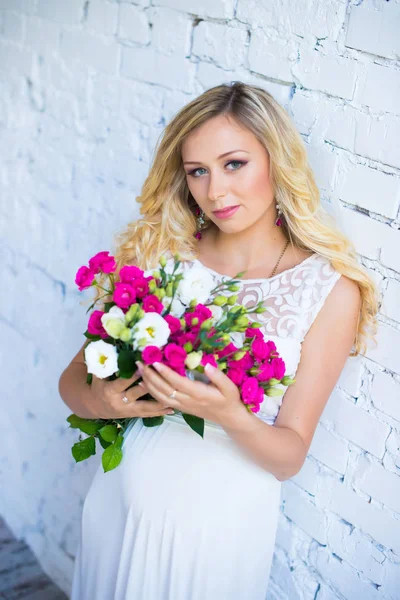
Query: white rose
161 294 186 318
208 304 224 324
84 340 119 379
132 312 171 350
176 266 215 305
100 306 126 338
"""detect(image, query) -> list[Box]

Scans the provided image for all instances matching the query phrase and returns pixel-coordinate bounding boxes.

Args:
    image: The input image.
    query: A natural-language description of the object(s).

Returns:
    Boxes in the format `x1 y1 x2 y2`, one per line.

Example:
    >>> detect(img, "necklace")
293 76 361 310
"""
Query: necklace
269 238 290 278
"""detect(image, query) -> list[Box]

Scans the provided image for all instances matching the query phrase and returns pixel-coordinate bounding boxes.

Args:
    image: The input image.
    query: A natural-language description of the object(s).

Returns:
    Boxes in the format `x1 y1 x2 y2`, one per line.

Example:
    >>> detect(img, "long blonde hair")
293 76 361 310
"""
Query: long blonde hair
97 82 379 357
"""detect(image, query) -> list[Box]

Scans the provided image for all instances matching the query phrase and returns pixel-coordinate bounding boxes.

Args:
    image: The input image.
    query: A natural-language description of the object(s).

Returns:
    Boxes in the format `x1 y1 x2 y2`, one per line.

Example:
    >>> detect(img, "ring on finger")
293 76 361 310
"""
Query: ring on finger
122 394 130 404
168 389 178 399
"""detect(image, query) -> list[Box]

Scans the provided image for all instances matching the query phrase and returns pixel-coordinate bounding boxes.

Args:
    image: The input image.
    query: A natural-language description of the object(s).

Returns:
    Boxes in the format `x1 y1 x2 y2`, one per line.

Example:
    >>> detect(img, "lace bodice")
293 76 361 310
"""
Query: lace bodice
162 253 342 427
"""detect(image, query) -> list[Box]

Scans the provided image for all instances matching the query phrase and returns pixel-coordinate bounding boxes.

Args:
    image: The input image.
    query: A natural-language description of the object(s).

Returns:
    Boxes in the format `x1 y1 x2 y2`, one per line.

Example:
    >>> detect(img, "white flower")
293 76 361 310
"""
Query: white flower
260 394 282 418
84 340 119 379
185 351 203 370
176 266 215 305
229 331 245 349
208 304 224 324
101 306 126 338
132 312 171 350
161 294 186 318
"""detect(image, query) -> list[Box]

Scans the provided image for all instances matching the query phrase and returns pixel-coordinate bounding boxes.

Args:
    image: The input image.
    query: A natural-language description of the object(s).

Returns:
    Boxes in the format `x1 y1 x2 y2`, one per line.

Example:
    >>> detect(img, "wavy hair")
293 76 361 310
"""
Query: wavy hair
95 81 379 357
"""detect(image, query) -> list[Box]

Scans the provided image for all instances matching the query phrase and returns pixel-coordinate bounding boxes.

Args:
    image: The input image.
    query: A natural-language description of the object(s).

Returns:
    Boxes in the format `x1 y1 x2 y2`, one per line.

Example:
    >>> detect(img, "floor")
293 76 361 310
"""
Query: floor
0 516 68 600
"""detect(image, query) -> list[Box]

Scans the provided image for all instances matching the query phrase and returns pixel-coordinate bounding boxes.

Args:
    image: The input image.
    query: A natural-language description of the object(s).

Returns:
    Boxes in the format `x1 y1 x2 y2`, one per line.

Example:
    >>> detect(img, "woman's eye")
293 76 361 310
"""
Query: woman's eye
187 160 246 178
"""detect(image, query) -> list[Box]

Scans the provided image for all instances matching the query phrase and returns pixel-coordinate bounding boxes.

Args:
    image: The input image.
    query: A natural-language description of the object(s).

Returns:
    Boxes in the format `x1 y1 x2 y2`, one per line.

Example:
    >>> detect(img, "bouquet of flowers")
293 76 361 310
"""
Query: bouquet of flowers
67 251 296 472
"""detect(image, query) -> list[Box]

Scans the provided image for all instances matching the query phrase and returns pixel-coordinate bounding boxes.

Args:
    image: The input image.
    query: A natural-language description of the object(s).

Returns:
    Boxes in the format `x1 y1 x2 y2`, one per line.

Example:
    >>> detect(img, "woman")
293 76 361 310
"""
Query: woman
60 82 379 599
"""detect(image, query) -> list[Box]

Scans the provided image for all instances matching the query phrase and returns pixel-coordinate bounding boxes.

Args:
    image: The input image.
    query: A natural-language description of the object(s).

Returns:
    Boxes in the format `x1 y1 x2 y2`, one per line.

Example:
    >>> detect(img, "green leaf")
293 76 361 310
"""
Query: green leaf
86 373 93 385
102 440 123 472
83 332 102 341
71 436 96 463
67 414 103 435
181 413 204 438
142 416 164 427
104 301 115 313
98 424 118 443
98 436 112 449
118 349 136 378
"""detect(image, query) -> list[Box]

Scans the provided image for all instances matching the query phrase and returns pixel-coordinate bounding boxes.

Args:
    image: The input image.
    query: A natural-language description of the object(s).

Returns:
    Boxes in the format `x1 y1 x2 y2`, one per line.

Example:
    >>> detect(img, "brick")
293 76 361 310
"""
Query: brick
0 9 24 42
310 547 382 600
371 372 400 423
120 45 195 92
248 28 297 82
293 44 357 100
60 29 118 75
321 391 390 458
317 476 400 554
339 206 400 273
118 3 150 44
355 112 400 170
35 0 83 25
354 458 400 515
337 163 400 219
282 482 327 545
306 142 338 193
193 21 248 71
380 557 400 599
337 354 363 397
152 0 235 19
0 40 32 73
381 279 400 323
356 63 400 115
25 16 61 54
325 516 385 585
148 6 192 56
365 321 400 375
345 0 400 60
309 423 349 474
85 0 118 37
291 456 319 496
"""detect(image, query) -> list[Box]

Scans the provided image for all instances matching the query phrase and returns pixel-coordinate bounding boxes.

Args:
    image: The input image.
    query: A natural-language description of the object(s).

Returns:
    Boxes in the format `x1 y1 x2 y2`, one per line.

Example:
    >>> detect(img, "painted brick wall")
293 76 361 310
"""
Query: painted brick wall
0 1 399 598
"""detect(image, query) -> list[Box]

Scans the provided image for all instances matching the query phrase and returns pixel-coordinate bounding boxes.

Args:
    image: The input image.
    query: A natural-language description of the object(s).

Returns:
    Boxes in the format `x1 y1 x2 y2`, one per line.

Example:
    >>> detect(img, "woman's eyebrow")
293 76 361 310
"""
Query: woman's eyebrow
183 149 250 165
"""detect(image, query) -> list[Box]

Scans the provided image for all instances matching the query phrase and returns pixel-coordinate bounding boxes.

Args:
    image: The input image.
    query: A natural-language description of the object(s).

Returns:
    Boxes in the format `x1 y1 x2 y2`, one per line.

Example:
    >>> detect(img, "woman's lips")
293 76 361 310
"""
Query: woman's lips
212 205 240 219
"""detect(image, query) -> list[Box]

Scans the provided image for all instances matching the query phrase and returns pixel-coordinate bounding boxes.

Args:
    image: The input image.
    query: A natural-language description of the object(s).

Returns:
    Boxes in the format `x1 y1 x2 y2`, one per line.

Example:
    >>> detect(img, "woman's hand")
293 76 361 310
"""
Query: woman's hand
90 369 176 420
136 360 249 427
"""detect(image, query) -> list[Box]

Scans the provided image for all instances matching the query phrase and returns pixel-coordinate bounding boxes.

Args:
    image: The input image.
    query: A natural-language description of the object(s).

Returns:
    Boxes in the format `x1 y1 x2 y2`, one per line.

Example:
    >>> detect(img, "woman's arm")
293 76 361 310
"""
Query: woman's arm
58 341 101 419
220 275 361 481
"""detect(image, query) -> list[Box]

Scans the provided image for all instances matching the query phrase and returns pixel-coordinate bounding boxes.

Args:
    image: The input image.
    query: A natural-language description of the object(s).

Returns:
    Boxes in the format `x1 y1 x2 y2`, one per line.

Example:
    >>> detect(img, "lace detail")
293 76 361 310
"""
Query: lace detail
165 253 342 427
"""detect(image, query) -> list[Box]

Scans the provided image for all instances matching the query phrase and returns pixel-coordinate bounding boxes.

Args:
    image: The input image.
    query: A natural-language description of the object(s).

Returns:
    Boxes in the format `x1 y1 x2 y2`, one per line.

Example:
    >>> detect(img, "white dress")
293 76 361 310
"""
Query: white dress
70 253 342 600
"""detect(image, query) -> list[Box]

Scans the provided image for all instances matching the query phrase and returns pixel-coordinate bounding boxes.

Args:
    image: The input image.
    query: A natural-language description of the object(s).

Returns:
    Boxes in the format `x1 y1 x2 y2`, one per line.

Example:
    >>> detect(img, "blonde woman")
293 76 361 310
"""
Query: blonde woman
60 81 379 600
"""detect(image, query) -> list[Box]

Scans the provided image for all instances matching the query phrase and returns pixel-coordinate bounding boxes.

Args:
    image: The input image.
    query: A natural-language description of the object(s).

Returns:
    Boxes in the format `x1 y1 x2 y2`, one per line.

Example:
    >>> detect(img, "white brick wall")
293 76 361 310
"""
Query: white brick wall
1 0 399 598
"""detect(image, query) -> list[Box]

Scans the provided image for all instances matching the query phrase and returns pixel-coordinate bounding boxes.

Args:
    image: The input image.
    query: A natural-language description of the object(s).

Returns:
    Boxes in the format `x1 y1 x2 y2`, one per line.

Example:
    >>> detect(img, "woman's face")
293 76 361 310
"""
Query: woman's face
181 114 275 234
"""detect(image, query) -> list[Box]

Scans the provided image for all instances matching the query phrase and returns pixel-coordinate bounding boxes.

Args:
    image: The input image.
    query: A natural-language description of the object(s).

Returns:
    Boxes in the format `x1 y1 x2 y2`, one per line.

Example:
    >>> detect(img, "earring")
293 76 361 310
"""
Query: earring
275 202 282 227
194 206 206 240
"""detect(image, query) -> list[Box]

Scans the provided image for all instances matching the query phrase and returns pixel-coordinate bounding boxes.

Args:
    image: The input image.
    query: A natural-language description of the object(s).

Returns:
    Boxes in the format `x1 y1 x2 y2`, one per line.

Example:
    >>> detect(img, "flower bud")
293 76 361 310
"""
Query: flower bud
200 318 213 331
249 367 260 376
219 361 227 370
213 295 227 306
236 315 249 328
166 283 174 297
229 306 242 314
189 299 197 308
119 327 133 343
249 322 261 328
152 270 161 279
282 376 296 385
255 306 267 314
185 351 203 370
268 378 281 385
154 288 166 299
191 317 199 326
180 318 186 329
265 387 284 397
159 255 167 268
228 284 240 292
124 303 140 324
104 319 125 339
148 279 157 293
233 350 247 360
227 294 238 305
183 341 193 353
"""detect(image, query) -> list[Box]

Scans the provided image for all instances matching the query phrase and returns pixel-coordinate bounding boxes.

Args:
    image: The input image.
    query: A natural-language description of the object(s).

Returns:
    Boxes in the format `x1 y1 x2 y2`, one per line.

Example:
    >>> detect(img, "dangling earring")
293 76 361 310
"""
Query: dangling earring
275 201 282 227
194 206 206 240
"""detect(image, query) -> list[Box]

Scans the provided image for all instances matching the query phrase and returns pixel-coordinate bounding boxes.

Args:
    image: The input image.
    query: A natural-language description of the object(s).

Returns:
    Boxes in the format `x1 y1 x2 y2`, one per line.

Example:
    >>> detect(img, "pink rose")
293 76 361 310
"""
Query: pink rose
217 342 239 359
250 402 261 413
245 327 263 340
240 376 260 404
227 366 245 386
228 351 254 371
142 295 164 314
256 361 274 382
119 265 145 282
75 266 95 291
200 353 218 369
131 278 149 299
272 357 286 379
266 340 277 354
89 251 116 274
164 343 187 368
251 338 271 361
142 346 163 365
113 282 137 309
164 314 182 335
87 310 108 339
193 304 213 323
